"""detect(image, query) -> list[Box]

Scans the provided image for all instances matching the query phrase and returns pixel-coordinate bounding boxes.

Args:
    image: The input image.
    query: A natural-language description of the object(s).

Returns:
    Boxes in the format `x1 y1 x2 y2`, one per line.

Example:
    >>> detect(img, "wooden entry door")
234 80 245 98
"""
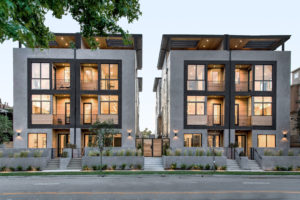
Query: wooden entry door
143 139 152 157
153 139 162 157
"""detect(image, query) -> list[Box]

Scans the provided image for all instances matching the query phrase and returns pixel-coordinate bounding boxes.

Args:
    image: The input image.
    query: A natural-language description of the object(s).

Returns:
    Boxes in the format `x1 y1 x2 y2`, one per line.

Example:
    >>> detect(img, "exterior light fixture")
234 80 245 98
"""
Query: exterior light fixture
16 129 21 137
282 130 288 138
173 129 179 138
127 129 132 137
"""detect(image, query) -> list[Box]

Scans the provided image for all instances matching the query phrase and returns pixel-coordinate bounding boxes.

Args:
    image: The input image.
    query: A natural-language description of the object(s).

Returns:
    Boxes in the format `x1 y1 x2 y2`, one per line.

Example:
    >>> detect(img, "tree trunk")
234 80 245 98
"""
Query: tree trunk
100 150 103 172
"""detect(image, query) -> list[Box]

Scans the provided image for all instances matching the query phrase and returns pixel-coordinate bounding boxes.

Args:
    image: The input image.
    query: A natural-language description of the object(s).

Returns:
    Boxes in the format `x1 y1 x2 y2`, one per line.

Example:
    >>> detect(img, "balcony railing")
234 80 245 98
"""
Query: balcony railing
53 114 70 125
235 115 251 126
207 115 224 126
81 80 98 90
80 114 118 125
235 81 252 92
54 79 71 90
207 81 225 91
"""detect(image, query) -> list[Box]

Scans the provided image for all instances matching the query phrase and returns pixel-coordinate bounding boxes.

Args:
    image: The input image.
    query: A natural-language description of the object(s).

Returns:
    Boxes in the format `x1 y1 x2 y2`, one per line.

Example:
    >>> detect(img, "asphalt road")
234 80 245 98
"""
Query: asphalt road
0 175 300 200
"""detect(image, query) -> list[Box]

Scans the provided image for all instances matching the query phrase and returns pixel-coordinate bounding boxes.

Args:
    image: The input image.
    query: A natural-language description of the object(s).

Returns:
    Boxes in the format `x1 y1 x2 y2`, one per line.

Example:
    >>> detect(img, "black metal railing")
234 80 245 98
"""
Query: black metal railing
207 115 224 126
54 79 71 90
80 80 98 90
235 81 252 92
80 114 98 125
207 81 225 91
53 114 70 125
235 115 252 126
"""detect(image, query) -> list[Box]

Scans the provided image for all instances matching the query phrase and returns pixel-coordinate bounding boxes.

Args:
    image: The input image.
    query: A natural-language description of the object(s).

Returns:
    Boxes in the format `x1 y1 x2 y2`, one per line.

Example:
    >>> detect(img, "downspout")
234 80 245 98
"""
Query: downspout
229 49 232 147
74 47 76 146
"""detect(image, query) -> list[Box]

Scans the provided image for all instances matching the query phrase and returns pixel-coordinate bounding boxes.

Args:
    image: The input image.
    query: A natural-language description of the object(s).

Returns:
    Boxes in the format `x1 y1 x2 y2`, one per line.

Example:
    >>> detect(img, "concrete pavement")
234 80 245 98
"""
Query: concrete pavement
0 175 299 200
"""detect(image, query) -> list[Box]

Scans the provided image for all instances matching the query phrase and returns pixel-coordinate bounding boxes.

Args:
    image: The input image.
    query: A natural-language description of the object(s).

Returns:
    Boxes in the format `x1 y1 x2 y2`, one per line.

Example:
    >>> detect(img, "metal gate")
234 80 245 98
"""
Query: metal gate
136 138 169 157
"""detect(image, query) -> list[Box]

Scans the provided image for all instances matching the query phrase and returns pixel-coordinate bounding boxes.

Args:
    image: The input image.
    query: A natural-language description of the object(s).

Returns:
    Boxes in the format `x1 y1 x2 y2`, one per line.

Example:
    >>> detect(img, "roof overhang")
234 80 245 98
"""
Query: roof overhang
157 34 290 69
153 77 162 92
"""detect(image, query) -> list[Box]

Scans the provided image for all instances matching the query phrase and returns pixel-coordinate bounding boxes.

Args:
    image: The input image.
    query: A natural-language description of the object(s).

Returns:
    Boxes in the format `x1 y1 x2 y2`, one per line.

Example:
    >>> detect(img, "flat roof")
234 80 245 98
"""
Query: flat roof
157 34 290 69
153 77 162 92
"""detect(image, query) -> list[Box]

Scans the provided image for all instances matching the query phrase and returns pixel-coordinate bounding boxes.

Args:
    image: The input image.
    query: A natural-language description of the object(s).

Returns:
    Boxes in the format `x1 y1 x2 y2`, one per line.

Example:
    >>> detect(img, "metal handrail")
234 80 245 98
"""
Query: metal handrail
54 79 71 90
235 81 253 91
235 115 252 126
254 148 262 160
207 81 225 91
207 115 224 126
80 80 98 90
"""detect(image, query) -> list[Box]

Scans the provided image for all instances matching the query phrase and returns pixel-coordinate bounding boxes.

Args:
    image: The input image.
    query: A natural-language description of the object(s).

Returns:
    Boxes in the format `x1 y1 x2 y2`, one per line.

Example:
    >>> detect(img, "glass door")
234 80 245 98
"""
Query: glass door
58 134 69 157
65 102 70 124
235 104 239 125
213 104 221 125
83 103 92 124
235 135 246 155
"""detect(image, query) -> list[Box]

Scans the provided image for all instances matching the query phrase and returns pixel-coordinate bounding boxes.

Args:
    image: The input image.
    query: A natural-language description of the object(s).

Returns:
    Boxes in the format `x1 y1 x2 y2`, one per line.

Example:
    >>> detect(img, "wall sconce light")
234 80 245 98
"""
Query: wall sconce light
127 129 132 137
16 130 21 138
281 130 288 142
173 129 179 139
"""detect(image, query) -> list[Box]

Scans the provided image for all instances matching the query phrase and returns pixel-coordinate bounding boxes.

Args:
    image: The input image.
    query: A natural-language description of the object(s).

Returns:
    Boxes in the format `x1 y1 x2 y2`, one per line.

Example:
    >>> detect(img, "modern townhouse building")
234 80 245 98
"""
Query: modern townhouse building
153 34 291 157
13 33 142 157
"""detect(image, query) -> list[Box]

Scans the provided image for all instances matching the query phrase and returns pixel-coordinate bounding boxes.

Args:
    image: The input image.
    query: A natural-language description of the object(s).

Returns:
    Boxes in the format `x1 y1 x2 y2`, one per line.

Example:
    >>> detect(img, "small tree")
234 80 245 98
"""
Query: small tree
140 128 152 138
0 115 13 145
90 120 117 172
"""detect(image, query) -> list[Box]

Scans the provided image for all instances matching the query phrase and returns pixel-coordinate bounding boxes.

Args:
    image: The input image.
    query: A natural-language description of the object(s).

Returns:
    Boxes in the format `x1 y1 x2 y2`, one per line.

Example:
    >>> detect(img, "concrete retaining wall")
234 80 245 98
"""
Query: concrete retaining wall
260 156 300 170
82 156 144 169
0 157 50 170
162 156 227 169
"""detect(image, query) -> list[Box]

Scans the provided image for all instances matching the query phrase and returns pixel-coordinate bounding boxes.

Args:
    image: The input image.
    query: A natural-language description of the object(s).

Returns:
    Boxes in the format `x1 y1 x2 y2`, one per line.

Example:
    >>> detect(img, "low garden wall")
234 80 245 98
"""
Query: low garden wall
162 156 227 169
0 148 51 170
82 156 144 170
259 156 300 170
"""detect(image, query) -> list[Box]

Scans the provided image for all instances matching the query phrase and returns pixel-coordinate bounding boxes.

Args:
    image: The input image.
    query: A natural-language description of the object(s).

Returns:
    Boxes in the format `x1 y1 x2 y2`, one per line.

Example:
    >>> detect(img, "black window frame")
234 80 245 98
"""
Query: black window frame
254 64 272 92
99 95 119 115
257 134 276 148
253 96 272 116
187 96 205 116
100 63 119 91
27 133 47 148
31 62 51 90
184 133 202 147
187 64 205 91
31 94 51 115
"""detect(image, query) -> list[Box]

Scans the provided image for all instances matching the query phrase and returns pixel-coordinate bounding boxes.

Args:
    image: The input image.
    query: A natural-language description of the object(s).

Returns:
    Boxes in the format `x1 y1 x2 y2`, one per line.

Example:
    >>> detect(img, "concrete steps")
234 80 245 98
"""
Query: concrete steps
144 157 164 171
248 160 263 171
67 158 82 170
226 159 241 171
45 159 60 170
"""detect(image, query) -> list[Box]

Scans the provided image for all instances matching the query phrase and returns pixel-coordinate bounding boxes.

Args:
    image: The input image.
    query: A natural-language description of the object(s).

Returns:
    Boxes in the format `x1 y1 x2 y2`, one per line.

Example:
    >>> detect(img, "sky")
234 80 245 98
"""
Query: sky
0 0 300 132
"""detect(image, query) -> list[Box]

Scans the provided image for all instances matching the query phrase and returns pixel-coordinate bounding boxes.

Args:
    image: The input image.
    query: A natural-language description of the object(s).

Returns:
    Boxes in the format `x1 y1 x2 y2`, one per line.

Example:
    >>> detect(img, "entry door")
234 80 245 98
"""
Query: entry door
143 139 152 157
83 103 92 124
213 104 221 125
58 134 69 157
153 139 162 157
235 104 239 125
235 135 246 155
65 102 70 124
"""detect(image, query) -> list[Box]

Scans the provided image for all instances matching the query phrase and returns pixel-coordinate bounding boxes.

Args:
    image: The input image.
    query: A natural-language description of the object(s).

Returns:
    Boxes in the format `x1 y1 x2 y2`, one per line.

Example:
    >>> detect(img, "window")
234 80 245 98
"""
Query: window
28 133 47 148
84 134 97 147
184 134 202 147
187 96 205 115
208 135 220 147
187 65 205 91
254 96 272 116
32 95 51 114
254 65 272 91
257 134 276 148
104 134 122 147
100 64 118 90
100 95 118 115
64 66 70 83
294 72 299 79
32 63 50 89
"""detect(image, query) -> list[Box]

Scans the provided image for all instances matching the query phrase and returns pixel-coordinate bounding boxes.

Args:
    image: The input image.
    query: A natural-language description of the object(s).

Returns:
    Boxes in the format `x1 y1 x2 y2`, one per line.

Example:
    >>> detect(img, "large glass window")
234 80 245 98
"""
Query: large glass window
28 133 47 148
100 64 118 90
254 65 272 91
100 95 118 115
32 95 51 114
184 134 202 147
187 65 205 91
84 133 121 147
187 96 205 115
32 63 50 89
254 96 272 116
257 134 275 148
208 135 220 147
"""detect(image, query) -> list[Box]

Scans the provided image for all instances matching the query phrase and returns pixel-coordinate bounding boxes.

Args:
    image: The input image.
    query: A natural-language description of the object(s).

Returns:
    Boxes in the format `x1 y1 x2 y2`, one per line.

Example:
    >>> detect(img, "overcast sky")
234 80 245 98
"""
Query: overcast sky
0 0 300 132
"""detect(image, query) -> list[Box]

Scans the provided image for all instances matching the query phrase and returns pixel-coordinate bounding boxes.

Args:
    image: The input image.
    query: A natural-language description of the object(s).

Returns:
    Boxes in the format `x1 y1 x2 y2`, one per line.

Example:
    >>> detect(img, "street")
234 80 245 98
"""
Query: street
0 175 299 200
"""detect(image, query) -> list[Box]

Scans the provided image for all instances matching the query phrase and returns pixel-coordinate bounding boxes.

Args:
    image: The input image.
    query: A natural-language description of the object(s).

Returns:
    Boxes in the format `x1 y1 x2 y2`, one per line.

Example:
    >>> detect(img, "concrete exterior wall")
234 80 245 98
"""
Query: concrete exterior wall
82 156 144 169
13 48 139 150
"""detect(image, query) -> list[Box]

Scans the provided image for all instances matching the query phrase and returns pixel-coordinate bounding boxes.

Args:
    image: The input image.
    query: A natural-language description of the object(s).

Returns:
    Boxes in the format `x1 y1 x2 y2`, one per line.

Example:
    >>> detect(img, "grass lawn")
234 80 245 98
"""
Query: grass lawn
1 170 300 176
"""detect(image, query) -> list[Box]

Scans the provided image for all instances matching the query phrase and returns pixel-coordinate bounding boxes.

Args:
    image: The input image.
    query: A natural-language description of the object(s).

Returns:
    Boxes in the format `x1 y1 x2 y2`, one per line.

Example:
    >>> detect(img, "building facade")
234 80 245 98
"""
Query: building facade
290 68 300 147
13 33 142 156
154 34 291 156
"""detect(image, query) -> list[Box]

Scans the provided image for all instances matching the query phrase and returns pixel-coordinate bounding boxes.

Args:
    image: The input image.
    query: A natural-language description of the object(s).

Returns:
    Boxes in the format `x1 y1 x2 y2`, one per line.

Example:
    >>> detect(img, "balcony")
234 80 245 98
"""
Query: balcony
31 114 70 125
80 114 118 125
207 115 224 126
235 81 252 92
207 81 225 91
54 79 70 90
187 115 207 125
52 63 70 90
80 80 98 90
252 116 272 126
235 115 251 126
53 114 70 125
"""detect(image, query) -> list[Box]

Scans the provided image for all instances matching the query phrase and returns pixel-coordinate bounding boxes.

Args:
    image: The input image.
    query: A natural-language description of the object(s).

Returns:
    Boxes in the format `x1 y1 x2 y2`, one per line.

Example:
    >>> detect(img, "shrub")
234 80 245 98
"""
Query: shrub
180 164 186 170
195 149 200 156
166 149 172 156
274 165 280 171
193 165 199 170
264 150 274 156
35 167 41 171
111 165 117 170
276 150 283 156
104 150 112 156
137 149 143 156
82 165 89 170
183 150 187 156
137 164 142 170
9 167 15 171
205 164 210 170
102 164 107 170
280 167 287 171
199 150 204 156
287 166 293 171
121 164 126 170
206 151 211 156
33 151 43 157
215 151 222 156
8 153 13 158
61 151 68 158
17 166 23 171
0 166 7 171
288 151 294 156
296 166 300 171
187 165 194 170
88 151 100 156
118 150 124 156
125 150 132 156
198 165 204 170
170 163 177 170
13 153 20 158
26 166 33 171
20 151 29 158
0 151 3 158
188 150 193 156
92 165 97 170
175 149 181 156
129 164 134 169
213 164 218 170
220 166 227 170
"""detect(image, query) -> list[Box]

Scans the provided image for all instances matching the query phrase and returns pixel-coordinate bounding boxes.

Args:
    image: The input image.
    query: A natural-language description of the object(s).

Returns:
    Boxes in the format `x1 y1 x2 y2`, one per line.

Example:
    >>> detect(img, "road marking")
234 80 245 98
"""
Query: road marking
243 181 270 185
33 183 60 186
1 191 300 196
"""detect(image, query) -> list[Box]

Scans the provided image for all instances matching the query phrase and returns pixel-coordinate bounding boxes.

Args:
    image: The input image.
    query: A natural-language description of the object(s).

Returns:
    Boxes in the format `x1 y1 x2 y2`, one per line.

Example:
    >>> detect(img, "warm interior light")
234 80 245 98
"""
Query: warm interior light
206 39 209 42
65 43 68 46
235 45 238 48
239 40 243 43
61 37 64 40
203 45 206 48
